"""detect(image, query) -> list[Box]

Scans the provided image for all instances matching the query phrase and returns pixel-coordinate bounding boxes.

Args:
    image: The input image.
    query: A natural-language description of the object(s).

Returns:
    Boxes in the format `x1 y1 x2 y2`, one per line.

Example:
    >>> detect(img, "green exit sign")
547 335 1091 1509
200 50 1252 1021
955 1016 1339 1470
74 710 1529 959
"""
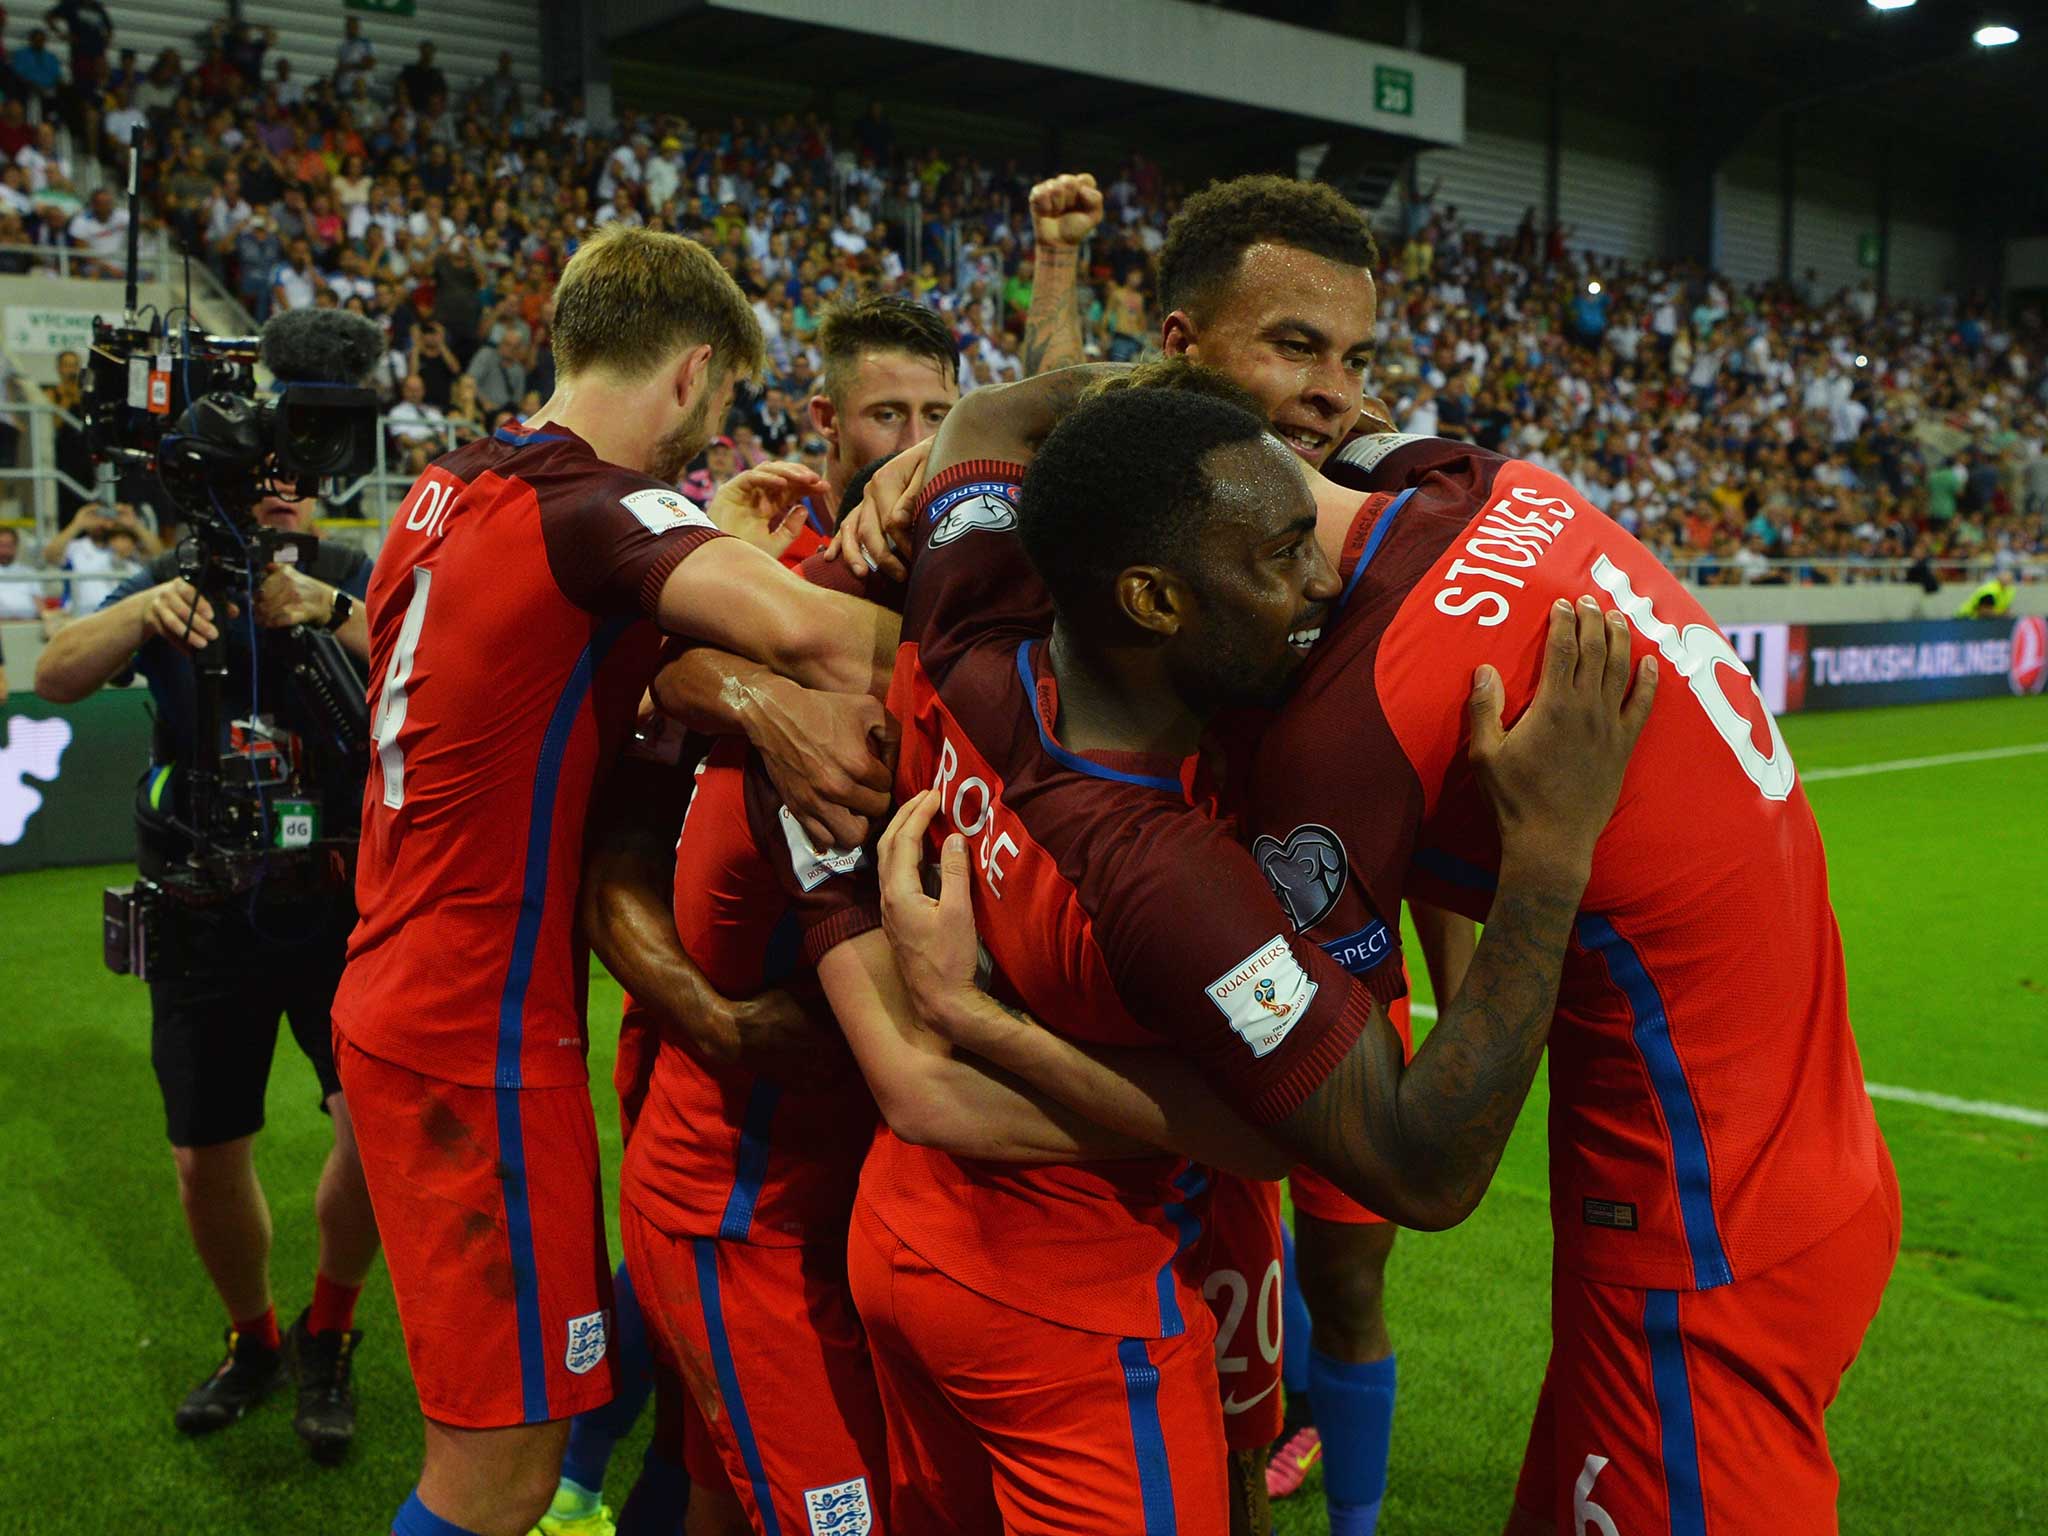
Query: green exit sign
1374 65 1414 117
1858 232 1882 270
345 0 416 14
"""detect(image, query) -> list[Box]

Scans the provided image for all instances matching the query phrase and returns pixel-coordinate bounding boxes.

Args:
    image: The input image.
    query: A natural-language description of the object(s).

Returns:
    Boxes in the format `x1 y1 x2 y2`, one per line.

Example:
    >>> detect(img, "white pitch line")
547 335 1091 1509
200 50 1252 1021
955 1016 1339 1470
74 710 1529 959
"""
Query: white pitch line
1403 1005 2045 1126
1861 1084 2048 1127
1801 741 2048 782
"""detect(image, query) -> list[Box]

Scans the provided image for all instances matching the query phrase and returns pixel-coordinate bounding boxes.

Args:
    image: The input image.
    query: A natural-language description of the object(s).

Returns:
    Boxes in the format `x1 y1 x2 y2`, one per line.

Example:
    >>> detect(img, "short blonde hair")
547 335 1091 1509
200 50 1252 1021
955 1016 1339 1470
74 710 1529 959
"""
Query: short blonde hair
550 226 766 383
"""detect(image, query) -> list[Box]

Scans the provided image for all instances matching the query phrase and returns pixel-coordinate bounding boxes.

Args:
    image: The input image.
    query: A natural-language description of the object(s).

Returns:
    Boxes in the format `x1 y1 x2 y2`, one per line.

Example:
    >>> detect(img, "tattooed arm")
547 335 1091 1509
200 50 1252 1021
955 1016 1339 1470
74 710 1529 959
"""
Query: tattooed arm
1273 597 1658 1228
1019 172 1103 377
1274 877 1582 1229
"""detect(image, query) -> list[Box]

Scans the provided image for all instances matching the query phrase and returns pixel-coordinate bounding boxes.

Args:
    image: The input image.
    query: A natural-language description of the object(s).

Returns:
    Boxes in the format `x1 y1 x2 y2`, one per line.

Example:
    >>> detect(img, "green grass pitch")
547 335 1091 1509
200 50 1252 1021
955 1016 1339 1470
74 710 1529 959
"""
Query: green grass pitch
0 697 2041 1533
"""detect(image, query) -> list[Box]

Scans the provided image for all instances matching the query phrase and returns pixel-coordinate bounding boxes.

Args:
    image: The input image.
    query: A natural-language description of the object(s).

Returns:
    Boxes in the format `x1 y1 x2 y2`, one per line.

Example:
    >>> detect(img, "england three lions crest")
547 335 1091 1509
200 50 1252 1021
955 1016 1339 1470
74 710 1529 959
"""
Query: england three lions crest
564 1310 609 1375
1251 823 1347 931
803 1477 874 1535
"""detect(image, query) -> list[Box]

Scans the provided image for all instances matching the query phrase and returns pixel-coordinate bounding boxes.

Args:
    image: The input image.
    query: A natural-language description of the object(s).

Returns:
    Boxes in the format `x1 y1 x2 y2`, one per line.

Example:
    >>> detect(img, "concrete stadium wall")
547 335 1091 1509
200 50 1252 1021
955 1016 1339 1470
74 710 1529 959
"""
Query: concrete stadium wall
106 0 544 99
1688 583 2048 626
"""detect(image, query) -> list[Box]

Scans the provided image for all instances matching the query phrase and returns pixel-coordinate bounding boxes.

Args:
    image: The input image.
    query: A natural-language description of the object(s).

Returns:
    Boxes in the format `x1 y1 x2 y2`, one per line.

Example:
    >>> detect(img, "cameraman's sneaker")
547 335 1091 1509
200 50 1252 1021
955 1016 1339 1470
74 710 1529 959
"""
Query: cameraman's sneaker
173 1326 284 1435
285 1308 361 1465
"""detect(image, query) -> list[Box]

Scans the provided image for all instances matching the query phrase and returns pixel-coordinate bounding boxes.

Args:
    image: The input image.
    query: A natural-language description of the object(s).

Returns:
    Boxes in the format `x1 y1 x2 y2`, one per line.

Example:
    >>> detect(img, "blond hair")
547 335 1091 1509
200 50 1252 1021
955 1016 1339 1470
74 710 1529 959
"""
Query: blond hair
550 226 766 383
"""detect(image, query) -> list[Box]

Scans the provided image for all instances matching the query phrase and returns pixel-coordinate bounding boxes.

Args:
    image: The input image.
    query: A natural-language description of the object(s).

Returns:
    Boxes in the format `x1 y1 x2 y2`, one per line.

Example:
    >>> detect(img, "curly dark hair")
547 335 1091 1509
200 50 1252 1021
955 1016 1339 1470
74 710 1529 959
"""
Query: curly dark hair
1017 386 1270 631
1157 174 1379 320
817 295 958 405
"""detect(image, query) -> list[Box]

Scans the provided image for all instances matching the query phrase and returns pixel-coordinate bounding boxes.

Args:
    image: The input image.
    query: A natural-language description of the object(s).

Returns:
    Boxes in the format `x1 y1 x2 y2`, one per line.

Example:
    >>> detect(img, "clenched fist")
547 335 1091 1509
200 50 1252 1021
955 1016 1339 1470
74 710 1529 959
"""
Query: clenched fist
1030 173 1104 249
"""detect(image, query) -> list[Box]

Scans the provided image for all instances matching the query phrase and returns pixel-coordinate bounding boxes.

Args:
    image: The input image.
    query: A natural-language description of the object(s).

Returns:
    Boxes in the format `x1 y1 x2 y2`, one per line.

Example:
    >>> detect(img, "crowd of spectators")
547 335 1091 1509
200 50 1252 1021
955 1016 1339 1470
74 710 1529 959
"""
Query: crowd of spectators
0 6 2042 598
1373 202 2048 583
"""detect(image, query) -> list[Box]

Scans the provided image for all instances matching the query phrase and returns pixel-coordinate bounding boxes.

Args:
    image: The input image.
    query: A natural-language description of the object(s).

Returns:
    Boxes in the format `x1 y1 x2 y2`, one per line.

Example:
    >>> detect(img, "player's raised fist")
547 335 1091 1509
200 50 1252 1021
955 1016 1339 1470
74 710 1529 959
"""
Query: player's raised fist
1030 172 1104 249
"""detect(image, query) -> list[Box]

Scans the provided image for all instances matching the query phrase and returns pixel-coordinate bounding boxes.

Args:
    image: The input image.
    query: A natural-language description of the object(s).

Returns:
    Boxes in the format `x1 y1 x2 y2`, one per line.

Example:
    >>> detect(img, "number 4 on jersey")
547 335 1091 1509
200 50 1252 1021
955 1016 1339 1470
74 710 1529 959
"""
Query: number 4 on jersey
370 568 432 809
1590 555 1796 800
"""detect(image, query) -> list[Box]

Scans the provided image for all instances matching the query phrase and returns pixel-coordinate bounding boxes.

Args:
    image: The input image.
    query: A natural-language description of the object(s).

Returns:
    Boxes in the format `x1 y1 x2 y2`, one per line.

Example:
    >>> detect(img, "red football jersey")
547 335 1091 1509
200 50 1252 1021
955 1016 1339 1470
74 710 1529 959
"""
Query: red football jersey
861 460 1395 1341
1248 436 1881 1292
335 424 727 1088
619 736 880 1247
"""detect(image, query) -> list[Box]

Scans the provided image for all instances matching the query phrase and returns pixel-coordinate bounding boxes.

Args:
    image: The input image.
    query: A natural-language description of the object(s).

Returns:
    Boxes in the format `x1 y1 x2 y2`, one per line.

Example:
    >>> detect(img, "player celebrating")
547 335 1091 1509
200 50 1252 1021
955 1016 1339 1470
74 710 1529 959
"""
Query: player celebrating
1280 429 1901 1536
828 176 1462 1534
765 295 963 565
331 226 893 1536
854 382 1653 1534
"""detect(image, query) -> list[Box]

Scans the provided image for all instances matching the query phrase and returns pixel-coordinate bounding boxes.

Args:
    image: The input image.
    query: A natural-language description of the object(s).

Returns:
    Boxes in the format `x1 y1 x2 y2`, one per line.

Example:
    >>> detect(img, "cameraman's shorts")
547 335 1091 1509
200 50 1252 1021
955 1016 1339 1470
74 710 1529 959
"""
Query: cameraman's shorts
334 1032 617 1429
151 956 346 1149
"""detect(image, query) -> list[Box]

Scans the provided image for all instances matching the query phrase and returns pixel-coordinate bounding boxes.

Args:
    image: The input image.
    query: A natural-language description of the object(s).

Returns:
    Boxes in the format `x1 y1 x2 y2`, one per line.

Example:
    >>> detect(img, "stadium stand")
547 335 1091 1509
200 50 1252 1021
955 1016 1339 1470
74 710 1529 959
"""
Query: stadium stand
0 1 2040 612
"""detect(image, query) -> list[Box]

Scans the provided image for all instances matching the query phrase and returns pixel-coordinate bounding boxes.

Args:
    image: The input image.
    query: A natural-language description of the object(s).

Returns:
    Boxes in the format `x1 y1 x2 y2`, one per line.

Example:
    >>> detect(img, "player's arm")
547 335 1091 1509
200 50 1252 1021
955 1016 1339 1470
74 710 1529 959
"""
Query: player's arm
1272 600 1656 1227
1020 173 1103 377
581 750 836 1083
652 538 896 698
647 649 895 851
817 928 1147 1164
819 923 1285 1178
1409 900 1476 1007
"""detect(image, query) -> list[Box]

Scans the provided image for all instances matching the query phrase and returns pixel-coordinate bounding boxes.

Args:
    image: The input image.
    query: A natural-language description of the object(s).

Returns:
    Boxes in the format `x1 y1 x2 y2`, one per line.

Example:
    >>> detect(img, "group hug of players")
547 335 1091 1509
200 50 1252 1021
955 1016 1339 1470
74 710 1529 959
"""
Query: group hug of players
332 172 1900 1536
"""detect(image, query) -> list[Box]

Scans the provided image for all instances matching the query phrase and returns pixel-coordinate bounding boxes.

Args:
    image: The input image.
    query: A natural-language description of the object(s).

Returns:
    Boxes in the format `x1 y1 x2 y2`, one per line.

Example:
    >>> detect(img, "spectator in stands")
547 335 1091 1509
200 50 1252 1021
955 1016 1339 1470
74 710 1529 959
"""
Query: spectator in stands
0 525 46 620
408 320 462 408
464 328 528 415
66 183 125 276
233 211 281 319
483 50 521 120
385 374 449 472
680 435 738 506
44 0 110 114
43 502 156 613
446 374 485 438
270 236 319 313
334 16 374 95
398 42 445 117
16 120 69 194
0 161 30 218
9 25 63 104
134 48 180 122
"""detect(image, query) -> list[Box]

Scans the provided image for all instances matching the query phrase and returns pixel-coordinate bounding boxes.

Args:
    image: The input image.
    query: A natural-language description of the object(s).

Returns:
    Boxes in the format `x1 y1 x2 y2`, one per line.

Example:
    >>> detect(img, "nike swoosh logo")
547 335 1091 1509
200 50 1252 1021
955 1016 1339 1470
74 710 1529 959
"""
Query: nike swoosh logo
1221 1381 1280 1414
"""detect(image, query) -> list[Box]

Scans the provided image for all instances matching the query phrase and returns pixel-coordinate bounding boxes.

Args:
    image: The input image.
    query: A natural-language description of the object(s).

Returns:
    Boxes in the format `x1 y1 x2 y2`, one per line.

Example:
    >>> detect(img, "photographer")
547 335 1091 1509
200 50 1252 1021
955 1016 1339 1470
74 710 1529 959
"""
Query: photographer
33 493 380 1464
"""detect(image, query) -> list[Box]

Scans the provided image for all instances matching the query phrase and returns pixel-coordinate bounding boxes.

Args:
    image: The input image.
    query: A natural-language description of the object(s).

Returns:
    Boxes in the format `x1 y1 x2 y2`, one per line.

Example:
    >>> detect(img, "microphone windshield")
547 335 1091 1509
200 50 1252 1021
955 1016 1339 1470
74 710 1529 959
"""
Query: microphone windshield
260 309 385 387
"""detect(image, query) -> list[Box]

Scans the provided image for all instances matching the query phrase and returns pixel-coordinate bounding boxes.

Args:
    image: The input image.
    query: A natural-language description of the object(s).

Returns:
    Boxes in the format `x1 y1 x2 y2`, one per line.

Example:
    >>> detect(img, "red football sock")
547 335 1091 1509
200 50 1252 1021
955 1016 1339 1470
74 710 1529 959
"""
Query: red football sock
308 1273 363 1336
234 1306 281 1351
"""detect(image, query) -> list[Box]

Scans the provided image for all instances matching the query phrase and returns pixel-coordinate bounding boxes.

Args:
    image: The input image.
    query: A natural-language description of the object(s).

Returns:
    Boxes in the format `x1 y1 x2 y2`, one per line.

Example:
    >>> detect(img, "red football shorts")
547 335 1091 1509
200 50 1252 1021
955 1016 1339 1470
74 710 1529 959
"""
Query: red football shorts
1513 1136 1900 1535
1288 993 1413 1225
334 1032 615 1427
622 1197 887 1536
849 1194 1228 1535
1196 1174 1285 1452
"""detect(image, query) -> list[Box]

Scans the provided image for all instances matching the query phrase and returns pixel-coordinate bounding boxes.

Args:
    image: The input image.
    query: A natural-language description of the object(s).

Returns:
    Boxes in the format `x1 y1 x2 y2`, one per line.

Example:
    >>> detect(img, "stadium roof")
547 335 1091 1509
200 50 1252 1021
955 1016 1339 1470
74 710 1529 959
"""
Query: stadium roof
1230 0 2046 159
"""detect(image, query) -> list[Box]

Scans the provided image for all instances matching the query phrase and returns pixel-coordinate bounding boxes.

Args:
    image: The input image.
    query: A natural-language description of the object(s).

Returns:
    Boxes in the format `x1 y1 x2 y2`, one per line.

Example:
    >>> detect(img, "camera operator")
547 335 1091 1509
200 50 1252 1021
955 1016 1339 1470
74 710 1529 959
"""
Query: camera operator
33 492 380 1464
